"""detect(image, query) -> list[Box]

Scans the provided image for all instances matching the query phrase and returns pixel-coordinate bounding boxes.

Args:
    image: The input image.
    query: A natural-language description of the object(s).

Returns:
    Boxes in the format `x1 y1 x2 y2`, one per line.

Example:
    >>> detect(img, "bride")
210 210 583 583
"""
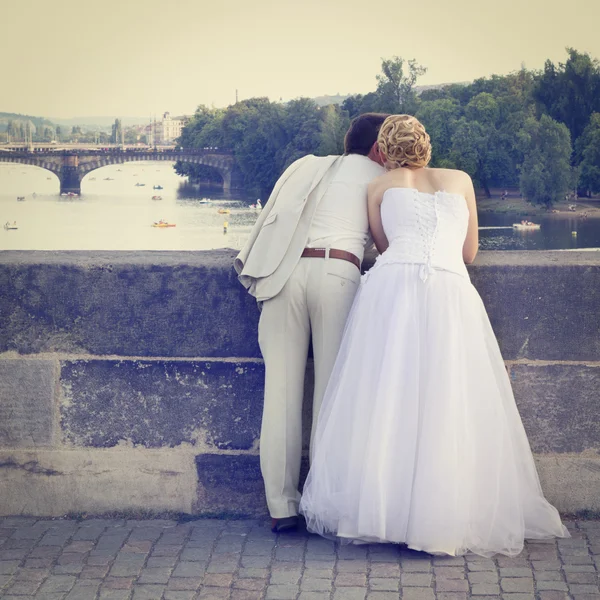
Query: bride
299 114 569 557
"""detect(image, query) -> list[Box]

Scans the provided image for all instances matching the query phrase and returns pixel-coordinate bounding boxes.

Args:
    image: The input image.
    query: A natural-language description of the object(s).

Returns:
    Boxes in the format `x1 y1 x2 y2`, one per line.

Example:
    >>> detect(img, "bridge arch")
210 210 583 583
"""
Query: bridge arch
0 149 243 195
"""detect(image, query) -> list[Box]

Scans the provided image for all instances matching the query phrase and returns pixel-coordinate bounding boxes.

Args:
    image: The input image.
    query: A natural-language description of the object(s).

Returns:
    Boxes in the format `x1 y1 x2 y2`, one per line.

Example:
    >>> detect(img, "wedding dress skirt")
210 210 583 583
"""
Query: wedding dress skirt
299 188 569 557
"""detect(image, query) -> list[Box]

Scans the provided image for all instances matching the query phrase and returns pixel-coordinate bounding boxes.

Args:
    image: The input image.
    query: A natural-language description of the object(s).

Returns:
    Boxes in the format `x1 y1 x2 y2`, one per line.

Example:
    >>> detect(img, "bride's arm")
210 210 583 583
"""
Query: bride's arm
367 182 389 254
462 174 479 264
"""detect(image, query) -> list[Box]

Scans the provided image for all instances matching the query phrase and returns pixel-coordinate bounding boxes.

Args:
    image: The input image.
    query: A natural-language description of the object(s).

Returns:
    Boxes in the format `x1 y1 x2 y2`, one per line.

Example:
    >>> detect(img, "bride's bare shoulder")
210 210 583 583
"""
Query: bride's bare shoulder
368 170 394 195
428 167 472 180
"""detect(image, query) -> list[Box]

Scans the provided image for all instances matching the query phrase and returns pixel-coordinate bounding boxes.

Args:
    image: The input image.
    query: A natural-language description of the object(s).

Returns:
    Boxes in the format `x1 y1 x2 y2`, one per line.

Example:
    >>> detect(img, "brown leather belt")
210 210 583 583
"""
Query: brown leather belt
301 248 361 270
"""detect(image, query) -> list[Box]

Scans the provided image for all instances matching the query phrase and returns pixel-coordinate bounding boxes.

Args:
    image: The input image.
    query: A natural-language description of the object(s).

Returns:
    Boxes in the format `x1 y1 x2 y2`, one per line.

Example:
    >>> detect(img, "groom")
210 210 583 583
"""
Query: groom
235 113 388 532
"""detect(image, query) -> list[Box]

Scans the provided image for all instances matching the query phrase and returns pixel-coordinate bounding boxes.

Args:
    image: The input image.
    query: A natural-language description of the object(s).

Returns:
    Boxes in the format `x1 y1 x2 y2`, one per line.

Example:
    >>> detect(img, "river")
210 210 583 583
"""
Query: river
1 162 599 251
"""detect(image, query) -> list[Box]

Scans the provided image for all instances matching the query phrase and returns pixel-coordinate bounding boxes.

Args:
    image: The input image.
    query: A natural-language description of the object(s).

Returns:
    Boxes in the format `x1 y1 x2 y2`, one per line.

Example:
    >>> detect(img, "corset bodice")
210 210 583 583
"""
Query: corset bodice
365 188 470 282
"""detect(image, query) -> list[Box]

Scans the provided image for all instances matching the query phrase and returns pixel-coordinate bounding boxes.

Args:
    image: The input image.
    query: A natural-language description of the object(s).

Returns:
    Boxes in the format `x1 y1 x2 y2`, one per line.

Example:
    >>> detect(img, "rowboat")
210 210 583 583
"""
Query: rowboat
513 222 540 230
151 221 176 228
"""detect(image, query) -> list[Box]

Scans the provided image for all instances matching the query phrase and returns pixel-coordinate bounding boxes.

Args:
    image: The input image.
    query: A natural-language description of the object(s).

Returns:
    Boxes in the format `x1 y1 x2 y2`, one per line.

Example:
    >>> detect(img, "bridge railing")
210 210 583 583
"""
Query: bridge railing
0 147 233 157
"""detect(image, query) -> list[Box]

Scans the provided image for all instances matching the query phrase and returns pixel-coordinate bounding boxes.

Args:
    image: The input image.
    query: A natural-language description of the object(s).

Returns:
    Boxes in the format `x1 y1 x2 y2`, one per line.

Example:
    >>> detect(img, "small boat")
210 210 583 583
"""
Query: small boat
153 185 163 190
152 195 162 200
89 177 96 181
104 177 114 181
135 183 146 187
151 220 176 228
4 222 18 230
198 198 211 204
16 196 25 201
513 222 541 230
217 208 230 214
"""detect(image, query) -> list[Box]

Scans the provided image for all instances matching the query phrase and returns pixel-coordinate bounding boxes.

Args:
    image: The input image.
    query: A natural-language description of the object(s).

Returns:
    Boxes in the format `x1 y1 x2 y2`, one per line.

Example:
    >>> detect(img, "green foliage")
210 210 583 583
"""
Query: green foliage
416 98 461 164
175 49 595 203
576 112 600 193
375 57 427 114
518 115 575 206
534 48 600 145
318 104 349 155
179 98 349 192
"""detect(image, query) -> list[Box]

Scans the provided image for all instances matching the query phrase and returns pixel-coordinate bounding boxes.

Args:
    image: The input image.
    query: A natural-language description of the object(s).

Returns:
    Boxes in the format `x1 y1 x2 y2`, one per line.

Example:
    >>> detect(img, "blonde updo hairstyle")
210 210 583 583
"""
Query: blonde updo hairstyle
377 114 432 169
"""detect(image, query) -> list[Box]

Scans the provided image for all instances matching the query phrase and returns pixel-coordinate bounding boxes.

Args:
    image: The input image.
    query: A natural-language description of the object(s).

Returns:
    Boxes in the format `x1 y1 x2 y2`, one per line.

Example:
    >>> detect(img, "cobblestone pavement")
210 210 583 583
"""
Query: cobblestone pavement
0 517 598 600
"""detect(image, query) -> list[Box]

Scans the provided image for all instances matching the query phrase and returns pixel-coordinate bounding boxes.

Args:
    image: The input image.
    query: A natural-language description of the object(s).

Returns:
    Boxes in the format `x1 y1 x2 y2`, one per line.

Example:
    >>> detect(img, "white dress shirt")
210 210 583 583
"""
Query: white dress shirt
305 154 385 262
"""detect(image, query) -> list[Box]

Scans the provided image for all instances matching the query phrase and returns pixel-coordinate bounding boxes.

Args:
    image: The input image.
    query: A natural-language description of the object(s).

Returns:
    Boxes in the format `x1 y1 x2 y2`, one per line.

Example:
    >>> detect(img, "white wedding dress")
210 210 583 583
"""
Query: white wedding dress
299 188 569 557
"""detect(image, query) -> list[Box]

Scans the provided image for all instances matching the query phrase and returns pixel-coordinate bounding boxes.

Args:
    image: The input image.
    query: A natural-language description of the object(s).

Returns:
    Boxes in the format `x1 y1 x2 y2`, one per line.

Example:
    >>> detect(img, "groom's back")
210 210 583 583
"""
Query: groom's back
307 153 385 262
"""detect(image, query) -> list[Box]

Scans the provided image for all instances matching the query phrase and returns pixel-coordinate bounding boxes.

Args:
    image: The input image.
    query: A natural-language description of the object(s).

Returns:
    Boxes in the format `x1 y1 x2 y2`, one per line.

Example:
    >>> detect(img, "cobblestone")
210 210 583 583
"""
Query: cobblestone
0 518 597 599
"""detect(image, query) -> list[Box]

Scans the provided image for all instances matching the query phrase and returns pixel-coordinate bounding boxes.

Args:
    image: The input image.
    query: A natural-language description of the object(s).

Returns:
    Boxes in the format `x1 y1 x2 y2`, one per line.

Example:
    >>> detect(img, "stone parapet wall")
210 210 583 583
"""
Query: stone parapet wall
0 250 599 516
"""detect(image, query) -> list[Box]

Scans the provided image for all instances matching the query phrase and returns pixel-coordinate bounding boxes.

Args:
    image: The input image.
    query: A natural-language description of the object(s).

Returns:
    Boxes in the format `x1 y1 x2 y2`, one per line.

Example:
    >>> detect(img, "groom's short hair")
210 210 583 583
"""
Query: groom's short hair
344 113 390 156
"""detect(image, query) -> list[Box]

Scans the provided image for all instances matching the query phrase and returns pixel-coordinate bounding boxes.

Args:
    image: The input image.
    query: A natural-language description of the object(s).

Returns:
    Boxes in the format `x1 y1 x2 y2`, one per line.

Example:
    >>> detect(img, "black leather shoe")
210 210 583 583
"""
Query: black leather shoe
271 516 299 533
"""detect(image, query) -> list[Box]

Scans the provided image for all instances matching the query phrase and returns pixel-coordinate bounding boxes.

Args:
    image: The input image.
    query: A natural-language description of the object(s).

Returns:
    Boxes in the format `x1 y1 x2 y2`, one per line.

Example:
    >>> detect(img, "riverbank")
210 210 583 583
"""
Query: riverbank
477 191 600 218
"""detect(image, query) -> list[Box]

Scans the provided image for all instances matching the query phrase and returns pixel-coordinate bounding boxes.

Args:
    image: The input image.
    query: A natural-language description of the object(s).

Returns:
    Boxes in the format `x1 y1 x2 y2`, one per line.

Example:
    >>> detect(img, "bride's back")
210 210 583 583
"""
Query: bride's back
381 166 471 197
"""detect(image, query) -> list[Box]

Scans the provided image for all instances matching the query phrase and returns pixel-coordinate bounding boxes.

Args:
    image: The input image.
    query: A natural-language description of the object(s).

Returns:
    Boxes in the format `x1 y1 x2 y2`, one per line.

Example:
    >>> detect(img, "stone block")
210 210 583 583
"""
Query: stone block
0 449 196 516
0 250 261 358
511 364 600 453
195 454 267 516
535 455 600 513
60 359 263 449
468 252 600 361
0 359 55 447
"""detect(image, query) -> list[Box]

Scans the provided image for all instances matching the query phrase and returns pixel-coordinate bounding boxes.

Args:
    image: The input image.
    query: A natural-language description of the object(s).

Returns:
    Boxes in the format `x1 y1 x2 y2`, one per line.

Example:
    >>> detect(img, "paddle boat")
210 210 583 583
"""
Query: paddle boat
152 195 162 201
151 220 176 228
249 199 262 210
217 208 230 214
513 220 541 230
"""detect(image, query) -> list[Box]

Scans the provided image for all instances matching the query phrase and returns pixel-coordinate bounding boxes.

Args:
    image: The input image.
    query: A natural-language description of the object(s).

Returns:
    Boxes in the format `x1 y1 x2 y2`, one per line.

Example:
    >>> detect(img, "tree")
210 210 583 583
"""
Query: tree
341 92 380 119
519 115 575 206
278 98 321 167
534 48 600 145
318 104 349 155
465 93 500 127
416 98 461 165
375 56 427 114
450 119 493 197
576 112 600 194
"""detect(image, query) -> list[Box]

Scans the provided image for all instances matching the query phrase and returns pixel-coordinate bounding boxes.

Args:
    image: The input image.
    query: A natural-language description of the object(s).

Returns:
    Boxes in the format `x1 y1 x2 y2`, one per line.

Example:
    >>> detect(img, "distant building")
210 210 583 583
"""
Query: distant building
150 112 188 144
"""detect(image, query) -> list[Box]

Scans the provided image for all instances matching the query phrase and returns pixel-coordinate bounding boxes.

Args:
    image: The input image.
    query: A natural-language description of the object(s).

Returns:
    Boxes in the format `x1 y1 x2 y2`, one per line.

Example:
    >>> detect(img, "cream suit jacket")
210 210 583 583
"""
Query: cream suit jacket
234 154 342 302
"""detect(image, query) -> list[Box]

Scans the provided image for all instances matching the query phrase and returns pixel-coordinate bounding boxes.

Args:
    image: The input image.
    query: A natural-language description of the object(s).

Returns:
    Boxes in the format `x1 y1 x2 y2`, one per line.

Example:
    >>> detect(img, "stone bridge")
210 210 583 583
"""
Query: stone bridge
0 148 244 194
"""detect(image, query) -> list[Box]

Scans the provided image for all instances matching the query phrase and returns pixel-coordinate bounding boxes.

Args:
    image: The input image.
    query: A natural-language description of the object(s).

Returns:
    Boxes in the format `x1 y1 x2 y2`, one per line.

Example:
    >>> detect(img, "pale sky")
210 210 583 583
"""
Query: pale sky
3 0 599 119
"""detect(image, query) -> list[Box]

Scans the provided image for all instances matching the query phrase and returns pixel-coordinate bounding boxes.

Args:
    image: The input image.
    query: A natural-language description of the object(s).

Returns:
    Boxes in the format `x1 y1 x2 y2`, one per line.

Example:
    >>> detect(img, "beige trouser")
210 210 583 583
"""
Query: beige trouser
258 255 362 518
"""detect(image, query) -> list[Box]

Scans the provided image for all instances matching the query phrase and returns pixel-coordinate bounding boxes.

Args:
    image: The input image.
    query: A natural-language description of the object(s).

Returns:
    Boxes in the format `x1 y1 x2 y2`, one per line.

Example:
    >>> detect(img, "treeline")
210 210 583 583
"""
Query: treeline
0 112 57 142
175 99 348 193
177 48 600 205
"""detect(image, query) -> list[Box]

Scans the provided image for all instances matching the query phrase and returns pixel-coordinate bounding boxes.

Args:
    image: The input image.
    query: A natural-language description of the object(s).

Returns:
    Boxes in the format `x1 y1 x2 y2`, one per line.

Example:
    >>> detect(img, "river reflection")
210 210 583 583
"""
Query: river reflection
1 162 599 251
